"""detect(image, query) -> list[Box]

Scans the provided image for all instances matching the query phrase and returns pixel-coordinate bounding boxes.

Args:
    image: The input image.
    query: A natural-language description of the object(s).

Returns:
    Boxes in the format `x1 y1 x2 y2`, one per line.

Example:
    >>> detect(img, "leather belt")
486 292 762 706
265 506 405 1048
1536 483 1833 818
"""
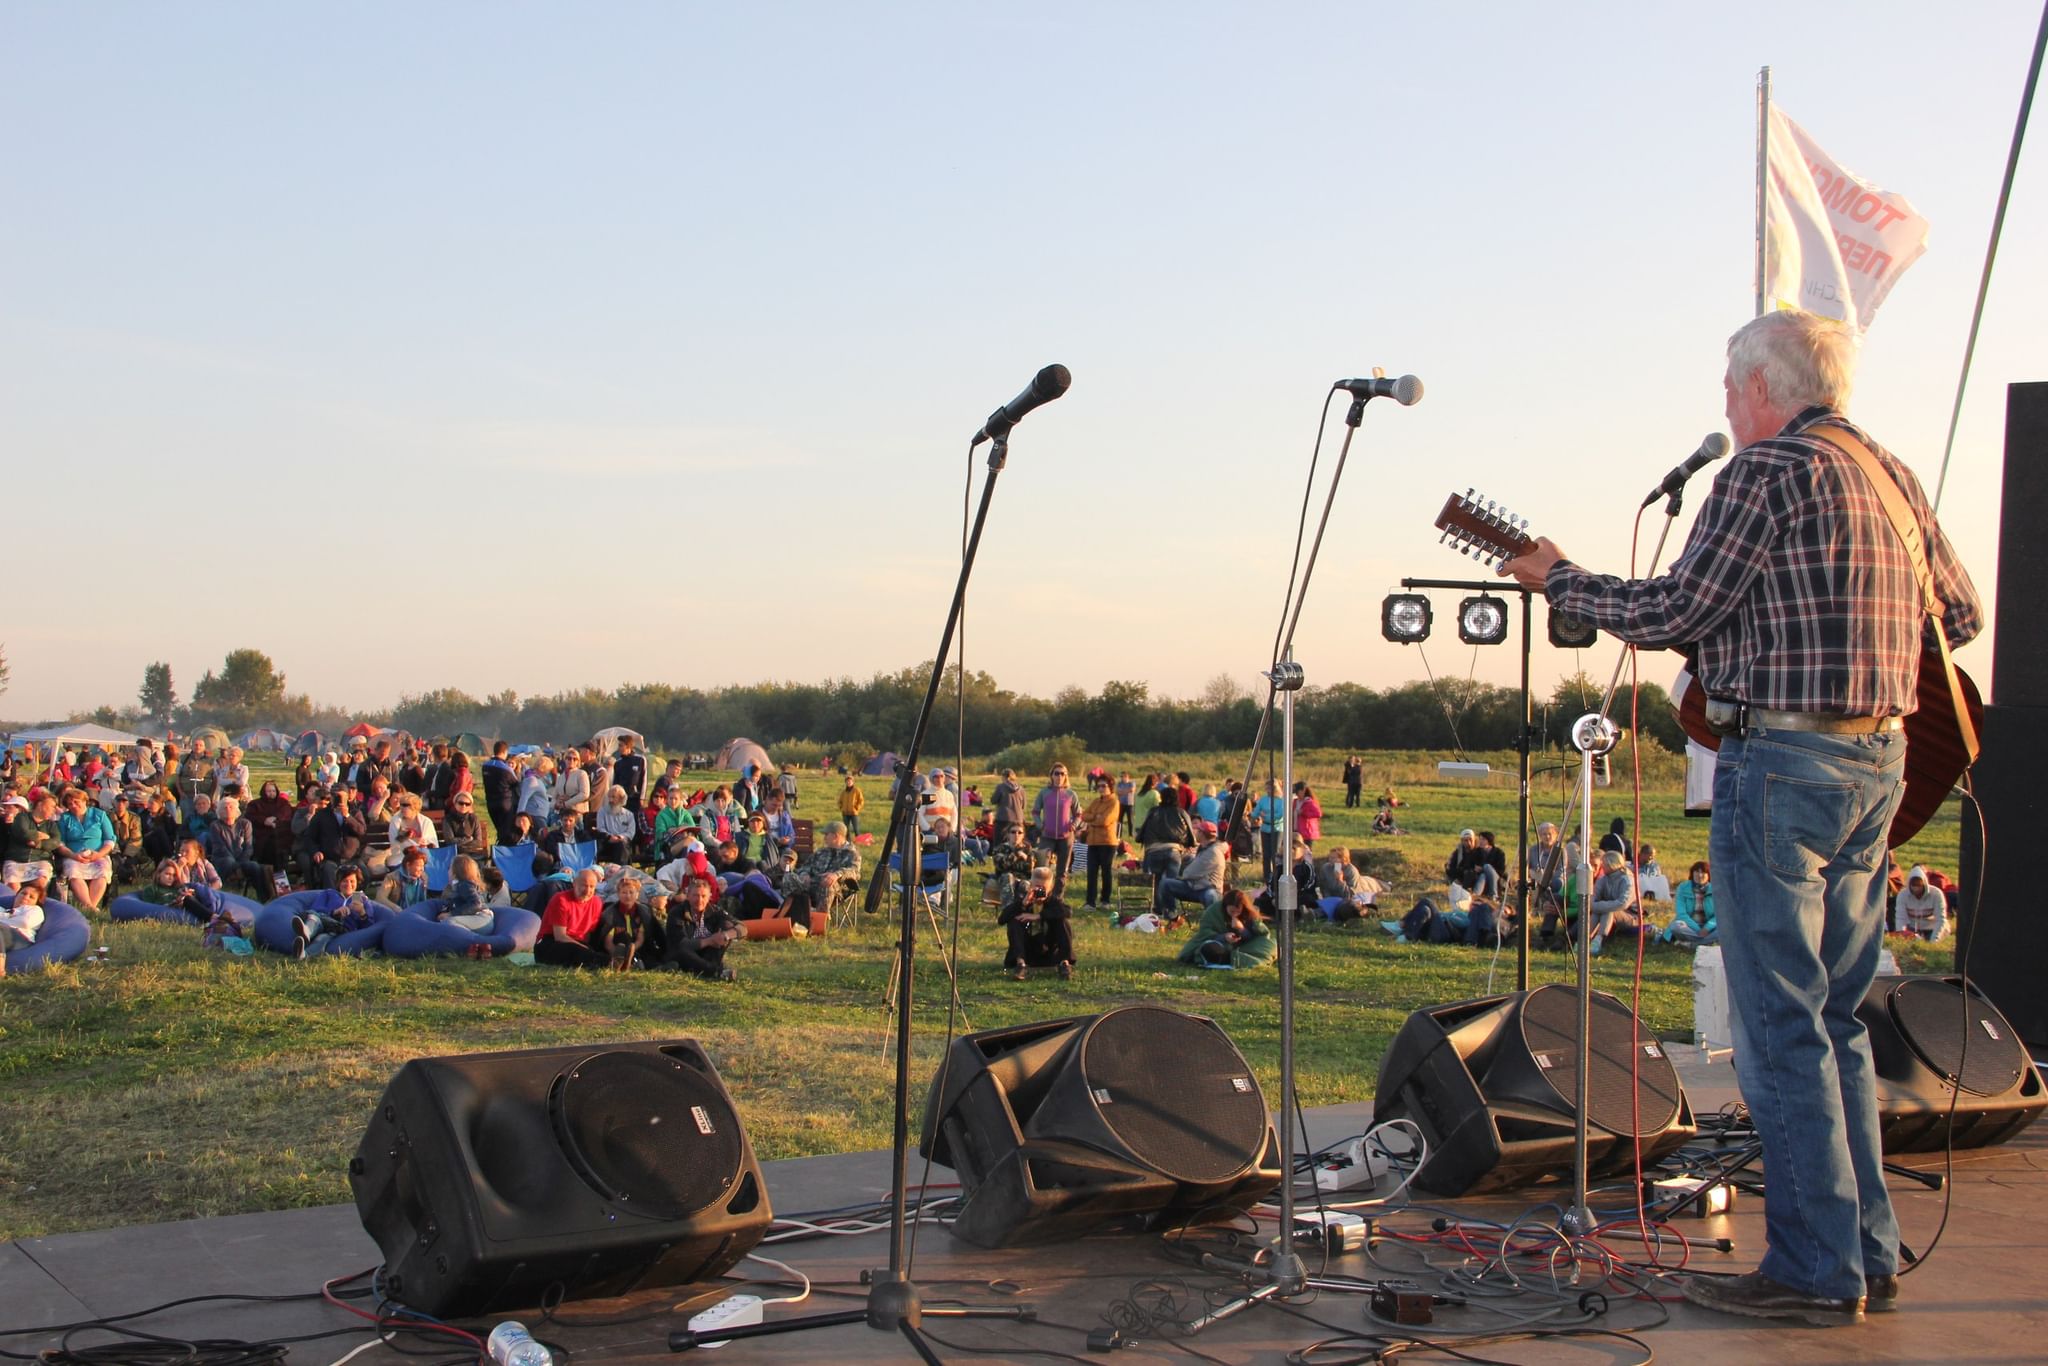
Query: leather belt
1743 707 1902 735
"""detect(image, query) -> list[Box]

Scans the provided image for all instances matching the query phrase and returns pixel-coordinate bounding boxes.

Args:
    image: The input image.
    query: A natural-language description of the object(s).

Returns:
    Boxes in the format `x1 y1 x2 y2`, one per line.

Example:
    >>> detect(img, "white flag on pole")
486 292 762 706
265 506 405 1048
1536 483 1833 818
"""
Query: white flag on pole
1764 108 1929 331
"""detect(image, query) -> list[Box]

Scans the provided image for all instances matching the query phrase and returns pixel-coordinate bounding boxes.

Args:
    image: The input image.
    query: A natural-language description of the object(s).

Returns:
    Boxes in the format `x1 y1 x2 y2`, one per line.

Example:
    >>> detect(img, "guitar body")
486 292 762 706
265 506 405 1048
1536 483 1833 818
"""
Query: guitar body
1433 490 1978 850
1674 653 1980 848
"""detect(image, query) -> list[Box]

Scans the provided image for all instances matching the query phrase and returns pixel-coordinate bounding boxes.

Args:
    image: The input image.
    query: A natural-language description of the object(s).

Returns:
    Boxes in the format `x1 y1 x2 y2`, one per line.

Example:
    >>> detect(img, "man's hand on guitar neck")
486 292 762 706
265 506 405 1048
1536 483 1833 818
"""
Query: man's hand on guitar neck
1497 536 1567 593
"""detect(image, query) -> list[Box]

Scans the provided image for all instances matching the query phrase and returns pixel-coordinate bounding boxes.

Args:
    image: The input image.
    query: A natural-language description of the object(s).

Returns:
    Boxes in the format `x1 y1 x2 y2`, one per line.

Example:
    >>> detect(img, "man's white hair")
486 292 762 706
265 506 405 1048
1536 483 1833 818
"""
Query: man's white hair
1726 308 1858 410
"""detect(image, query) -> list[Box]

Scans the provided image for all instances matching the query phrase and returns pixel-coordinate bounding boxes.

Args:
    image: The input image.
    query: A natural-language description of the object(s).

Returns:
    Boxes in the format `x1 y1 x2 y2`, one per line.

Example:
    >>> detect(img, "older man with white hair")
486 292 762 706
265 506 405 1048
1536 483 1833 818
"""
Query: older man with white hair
1501 309 1981 1326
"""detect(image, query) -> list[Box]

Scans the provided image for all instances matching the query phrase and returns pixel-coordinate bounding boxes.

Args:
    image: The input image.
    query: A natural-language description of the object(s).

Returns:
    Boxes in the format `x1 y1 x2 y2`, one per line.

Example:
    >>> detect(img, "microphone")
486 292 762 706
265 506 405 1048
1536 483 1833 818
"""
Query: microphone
1640 432 1733 508
1334 374 1424 406
971 364 1071 445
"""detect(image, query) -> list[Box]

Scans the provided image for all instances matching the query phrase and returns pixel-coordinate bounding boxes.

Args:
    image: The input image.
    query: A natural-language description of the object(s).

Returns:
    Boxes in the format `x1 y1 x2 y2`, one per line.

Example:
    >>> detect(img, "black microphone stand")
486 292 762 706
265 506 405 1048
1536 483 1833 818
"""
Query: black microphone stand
670 437 1036 1359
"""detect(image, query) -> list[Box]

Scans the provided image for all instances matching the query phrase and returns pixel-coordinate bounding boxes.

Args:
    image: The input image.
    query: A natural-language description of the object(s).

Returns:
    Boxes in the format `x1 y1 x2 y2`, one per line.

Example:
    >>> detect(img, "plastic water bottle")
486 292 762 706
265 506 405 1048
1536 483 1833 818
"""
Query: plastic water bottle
487 1321 552 1366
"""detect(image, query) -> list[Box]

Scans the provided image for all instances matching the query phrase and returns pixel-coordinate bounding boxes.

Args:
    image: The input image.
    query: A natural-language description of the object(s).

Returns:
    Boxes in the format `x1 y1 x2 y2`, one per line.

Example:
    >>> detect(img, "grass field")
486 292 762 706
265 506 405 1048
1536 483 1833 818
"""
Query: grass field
0 745 1959 1240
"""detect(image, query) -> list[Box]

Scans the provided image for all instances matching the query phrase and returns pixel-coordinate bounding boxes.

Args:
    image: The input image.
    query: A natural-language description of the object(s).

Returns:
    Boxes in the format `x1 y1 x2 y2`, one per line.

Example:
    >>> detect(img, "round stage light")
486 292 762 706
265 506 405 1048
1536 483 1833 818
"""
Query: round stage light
1381 594 1433 643
1457 595 1509 646
1548 609 1599 649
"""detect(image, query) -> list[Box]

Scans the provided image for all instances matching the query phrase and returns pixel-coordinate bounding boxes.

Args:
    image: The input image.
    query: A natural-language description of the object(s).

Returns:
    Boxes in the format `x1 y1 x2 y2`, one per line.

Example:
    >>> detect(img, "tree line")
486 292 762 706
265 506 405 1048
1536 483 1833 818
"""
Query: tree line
64 649 1684 758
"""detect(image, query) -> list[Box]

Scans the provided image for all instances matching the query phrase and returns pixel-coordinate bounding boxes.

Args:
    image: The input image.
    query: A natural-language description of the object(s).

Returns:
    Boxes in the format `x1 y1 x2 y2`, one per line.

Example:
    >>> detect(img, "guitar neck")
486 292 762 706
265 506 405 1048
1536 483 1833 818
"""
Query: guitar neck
1434 490 1535 567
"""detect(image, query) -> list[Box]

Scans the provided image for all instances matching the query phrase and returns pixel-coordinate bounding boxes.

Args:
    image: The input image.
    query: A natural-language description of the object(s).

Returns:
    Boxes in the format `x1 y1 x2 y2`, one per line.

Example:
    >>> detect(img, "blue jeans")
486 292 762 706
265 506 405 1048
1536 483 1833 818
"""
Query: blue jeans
1155 877 1215 915
1710 728 1903 1300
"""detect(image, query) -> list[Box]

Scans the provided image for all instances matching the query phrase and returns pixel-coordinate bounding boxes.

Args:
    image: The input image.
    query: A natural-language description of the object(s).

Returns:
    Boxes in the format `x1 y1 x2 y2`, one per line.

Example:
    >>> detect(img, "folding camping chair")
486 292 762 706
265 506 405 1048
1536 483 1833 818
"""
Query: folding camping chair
492 844 539 896
424 844 459 894
556 840 599 874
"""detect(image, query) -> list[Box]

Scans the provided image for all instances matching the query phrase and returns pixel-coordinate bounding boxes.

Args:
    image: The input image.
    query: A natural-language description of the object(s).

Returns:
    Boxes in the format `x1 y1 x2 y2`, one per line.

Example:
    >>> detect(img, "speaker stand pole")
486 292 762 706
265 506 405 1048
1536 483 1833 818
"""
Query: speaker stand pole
672 437 1035 1356
1560 711 1620 1238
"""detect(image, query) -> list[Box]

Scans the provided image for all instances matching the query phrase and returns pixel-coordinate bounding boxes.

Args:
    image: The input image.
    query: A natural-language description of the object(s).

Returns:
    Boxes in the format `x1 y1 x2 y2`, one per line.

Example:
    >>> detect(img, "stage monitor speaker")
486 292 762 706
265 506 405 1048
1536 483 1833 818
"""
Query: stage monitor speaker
350 1039 771 1318
1373 985 1696 1197
920 1004 1281 1247
1860 974 2046 1153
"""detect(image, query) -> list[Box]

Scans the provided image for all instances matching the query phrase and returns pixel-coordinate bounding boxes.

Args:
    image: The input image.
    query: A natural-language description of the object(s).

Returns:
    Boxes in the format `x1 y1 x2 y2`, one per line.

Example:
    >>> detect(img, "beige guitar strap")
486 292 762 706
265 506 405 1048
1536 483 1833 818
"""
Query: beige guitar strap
1812 424 1980 765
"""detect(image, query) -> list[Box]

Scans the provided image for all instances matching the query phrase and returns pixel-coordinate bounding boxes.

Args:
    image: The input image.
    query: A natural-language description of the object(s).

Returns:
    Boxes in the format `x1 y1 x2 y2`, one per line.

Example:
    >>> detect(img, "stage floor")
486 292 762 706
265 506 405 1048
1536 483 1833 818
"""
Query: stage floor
5 1050 2045 1364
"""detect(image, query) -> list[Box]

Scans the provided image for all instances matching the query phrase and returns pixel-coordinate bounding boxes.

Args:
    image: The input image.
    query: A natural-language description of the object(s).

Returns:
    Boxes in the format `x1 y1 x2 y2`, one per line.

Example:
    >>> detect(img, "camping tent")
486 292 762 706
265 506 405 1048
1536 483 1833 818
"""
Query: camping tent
8 722 149 753
861 750 900 776
714 737 773 775
289 730 328 758
343 722 379 740
188 725 231 753
589 726 645 758
507 743 542 757
238 728 292 751
451 731 489 757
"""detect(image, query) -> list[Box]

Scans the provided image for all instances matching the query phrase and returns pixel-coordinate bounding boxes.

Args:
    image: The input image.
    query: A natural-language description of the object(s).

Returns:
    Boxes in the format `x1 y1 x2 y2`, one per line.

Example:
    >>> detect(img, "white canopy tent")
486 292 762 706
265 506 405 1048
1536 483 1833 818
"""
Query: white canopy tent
7 722 150 750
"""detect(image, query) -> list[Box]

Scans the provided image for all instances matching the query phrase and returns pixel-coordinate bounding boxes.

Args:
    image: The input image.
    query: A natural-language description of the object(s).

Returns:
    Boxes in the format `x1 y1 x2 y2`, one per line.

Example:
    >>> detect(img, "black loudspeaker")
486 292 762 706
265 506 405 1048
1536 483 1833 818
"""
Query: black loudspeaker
920 1004 1281 1247
1960 382 2048 1048
1373 985 1696 1197
350 1040 771 1318
1860 975 2046 1153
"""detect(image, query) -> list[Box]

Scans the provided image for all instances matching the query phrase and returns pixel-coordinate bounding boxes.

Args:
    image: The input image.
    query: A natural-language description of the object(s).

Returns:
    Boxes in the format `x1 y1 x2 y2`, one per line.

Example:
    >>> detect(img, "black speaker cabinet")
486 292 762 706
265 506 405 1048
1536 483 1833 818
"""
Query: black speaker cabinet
1860 975 2046 1153
350 1039 771 1318
920 1004 1281 1247
1373 985 1697 1197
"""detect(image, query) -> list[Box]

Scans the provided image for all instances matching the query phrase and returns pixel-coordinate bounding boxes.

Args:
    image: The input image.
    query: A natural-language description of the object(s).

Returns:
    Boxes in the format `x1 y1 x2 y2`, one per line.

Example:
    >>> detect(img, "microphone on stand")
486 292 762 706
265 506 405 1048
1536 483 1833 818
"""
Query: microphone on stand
1641 432 1733 508
972 364 1071 445
1334 374 1424 406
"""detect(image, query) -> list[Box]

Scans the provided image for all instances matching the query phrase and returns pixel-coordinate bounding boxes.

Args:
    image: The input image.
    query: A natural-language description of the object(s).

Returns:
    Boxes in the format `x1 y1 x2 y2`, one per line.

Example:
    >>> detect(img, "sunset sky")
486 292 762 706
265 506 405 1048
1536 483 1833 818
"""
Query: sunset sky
3 2 2041 725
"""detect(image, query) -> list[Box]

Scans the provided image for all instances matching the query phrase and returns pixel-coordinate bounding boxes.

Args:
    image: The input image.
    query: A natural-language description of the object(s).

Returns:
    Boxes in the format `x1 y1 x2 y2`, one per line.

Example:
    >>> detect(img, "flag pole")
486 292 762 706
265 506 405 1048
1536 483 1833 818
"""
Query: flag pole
1932 0 2048 511
1754 65 1772 317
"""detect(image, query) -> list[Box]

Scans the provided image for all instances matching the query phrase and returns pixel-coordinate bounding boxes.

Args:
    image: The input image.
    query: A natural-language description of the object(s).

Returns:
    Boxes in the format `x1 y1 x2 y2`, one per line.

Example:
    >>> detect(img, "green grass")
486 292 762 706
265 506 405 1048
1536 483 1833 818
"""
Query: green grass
0 748 1960 1240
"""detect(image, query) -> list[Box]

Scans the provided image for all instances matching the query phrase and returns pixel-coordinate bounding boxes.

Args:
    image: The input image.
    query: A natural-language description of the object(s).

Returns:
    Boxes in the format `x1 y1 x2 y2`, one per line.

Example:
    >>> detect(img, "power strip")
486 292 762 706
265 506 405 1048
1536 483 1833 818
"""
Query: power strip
1314 1131 1414 1193
687 1293 763 1348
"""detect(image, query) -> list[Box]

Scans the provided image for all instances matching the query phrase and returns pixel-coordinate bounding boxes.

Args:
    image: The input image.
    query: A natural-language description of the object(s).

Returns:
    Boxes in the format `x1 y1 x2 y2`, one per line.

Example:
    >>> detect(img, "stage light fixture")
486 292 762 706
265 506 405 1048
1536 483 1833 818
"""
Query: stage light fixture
1548 609 1598 649
1381 594 1433 643
1457 595 1509 646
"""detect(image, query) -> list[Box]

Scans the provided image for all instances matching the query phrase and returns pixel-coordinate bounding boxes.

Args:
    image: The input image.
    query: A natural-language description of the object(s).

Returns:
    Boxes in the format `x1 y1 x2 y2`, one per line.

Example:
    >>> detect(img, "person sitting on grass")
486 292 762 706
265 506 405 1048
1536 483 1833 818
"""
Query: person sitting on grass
998 865 1075 981
1573 849 1641 954
177 837 224 892
287 864 379 958
596 874 656 971
135 857 220 923
1177 888 1275 969
377 844 434 910
437 854 496 934
983 825 1035 913
535 867 610 969
1664 860 1718 945
1894 865 1946 941
735 811 778 874
0 881 48 973
183 791 219 850
1153 821 1229 920
780 820 861 922
1315 847 1384 922
246 781 296 875
662 874 739 980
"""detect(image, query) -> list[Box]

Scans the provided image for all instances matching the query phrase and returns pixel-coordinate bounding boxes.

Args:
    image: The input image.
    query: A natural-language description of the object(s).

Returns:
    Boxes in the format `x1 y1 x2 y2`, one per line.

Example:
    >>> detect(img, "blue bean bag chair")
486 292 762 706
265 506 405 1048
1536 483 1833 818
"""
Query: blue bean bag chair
2 893 92 972
109 889 258 932
251 891 394 956
381 900 543 958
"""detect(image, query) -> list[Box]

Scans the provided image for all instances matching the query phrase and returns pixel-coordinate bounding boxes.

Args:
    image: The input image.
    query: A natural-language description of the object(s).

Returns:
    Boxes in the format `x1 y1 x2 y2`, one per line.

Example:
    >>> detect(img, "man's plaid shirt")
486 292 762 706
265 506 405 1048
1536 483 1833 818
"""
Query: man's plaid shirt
1547 406 1981 715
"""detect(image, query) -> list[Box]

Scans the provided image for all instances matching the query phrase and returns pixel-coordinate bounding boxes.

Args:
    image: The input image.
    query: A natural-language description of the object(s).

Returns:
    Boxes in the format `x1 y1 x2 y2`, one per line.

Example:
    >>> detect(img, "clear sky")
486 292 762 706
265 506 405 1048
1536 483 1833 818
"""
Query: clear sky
3 3 2041 725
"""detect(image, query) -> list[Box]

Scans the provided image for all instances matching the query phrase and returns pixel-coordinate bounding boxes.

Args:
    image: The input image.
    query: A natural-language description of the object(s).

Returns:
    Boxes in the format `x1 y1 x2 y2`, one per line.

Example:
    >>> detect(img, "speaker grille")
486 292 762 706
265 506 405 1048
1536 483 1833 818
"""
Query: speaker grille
1890 978 2028 1098
1079 1006 1268 1185
549 1050 744 1220
1519 986 1682 1138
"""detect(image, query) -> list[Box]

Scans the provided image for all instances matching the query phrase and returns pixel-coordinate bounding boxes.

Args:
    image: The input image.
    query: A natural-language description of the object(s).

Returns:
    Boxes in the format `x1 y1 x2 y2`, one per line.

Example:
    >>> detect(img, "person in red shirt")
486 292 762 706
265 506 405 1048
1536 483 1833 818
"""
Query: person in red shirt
535 867 609 968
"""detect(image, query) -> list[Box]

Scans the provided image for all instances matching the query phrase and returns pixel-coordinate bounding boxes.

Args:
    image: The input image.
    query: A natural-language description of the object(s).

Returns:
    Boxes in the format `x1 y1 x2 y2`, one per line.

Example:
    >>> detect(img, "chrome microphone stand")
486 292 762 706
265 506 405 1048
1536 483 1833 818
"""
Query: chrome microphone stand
1560 710 1620 1237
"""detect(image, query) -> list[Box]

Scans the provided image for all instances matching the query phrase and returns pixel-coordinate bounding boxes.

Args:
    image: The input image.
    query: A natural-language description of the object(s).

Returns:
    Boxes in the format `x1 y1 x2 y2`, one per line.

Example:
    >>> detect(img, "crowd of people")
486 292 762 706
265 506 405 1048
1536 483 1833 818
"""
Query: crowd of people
4 734 1957 987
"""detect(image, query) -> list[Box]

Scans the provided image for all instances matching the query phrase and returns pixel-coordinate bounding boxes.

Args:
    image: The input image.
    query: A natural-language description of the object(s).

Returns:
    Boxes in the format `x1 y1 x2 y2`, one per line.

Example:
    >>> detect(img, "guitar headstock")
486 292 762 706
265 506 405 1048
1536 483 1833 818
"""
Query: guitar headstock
1435 489 1535 569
